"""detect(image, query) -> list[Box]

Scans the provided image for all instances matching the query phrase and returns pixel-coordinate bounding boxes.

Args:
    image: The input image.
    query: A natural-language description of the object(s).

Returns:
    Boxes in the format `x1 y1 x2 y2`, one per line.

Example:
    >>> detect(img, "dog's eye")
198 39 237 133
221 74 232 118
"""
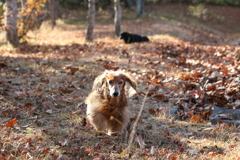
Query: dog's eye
109 80 113 84
119 81 123 84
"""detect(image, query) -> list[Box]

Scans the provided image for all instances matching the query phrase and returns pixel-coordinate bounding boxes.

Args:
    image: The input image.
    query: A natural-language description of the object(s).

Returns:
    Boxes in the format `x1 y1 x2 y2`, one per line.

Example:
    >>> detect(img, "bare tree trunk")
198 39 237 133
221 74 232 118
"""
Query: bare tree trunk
124 0 134 8
50 0 57 28
45 0 61 29
114 0 122 36
86 0 95 42
141 0 145 14
136 0 144 18
5 0 19 47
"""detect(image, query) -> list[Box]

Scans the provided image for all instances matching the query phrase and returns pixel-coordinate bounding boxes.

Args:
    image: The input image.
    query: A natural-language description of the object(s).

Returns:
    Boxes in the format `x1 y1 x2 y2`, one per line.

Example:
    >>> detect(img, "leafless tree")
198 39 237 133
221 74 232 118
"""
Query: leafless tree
136 0 145 18
86 0 95 41
124 0 134 8
114 0 122 36
5 0 19 47
46 0 61 28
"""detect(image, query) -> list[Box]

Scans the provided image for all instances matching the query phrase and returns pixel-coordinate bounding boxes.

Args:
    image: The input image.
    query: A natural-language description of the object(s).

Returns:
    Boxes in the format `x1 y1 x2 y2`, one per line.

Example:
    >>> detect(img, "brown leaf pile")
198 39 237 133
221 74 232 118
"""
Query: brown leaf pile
0 38 239 159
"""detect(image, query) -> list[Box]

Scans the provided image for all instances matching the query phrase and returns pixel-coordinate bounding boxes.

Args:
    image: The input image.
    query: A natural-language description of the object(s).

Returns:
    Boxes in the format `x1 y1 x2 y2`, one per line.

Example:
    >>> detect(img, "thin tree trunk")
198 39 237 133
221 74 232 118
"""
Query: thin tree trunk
50 0 57 28
45 0 61 29
114 0 121 36
141 0 145 14
124 0 134 8
136 0 144 18
86 0 95 42
5 0 19 47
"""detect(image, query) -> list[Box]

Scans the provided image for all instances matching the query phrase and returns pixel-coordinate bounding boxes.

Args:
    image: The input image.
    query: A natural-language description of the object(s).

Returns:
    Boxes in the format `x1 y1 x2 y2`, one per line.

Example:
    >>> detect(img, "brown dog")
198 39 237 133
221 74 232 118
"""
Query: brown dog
85 70 137 136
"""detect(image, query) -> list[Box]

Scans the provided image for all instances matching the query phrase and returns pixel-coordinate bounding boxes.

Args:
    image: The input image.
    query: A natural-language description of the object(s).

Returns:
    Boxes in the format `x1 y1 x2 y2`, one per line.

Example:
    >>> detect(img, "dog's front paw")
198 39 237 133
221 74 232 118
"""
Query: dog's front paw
107 130 120 136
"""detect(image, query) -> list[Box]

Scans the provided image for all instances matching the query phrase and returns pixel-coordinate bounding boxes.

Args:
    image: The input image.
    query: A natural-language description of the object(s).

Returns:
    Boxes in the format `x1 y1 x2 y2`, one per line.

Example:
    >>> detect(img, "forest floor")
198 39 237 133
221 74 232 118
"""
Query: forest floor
0 2 240 160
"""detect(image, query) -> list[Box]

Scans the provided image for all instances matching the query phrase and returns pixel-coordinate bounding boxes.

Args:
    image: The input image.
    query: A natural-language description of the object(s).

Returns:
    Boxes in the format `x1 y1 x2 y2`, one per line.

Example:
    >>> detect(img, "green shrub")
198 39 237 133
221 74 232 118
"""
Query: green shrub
188 4 207 19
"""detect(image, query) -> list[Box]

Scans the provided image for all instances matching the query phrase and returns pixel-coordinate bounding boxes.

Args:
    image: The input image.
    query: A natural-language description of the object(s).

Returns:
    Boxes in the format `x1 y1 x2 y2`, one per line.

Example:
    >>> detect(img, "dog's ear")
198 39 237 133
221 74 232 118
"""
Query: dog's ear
122 73 137 91
92 71 108 91
122 73 137 97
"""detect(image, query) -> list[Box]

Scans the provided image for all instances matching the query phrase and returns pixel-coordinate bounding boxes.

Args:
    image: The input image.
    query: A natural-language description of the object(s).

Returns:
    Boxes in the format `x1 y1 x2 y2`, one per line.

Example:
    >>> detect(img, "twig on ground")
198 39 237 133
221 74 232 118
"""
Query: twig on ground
123 87 150 155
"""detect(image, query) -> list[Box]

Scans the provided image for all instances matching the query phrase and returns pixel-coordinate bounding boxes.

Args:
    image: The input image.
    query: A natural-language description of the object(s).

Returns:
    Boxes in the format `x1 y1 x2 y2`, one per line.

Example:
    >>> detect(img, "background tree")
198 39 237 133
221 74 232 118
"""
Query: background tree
114 0 122 36
124 0 134 8
136 0 145 18
5 0 19 47
46 0 61 28
18 0 50 40
86 0 95 41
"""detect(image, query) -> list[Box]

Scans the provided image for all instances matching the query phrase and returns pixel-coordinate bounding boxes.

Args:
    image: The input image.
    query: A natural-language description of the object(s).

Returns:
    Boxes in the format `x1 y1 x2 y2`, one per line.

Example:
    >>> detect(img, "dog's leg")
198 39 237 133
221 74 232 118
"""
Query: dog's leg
108 108 131 136
107 115 124 136
88 113 108 132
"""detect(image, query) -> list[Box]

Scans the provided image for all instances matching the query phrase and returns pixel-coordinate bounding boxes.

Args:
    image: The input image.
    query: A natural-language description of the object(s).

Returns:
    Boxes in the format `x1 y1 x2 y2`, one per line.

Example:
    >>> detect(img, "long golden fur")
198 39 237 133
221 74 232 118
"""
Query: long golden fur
85 70 137 136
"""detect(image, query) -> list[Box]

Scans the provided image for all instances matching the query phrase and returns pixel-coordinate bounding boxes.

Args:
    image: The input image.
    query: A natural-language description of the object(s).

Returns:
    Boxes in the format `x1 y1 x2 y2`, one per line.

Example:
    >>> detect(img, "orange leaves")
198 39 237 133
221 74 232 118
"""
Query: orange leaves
178 146 184 152
190 115 202 123
1 18 240 160
63 64 79 75
229 145 235 148
181 74 191 80
6 118 18 128
168 155 178 159
208 151 217 157
85 147 95 156
205 84 216 92
41 148 50 154
192 71 202 77
103 62 119 70
27 0 49 11
19 0 50 39
58 87 74 94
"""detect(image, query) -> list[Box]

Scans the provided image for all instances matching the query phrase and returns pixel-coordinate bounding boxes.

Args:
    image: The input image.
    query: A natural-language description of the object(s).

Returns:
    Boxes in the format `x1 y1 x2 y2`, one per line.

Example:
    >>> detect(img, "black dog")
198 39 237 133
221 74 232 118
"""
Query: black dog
120 32 149 44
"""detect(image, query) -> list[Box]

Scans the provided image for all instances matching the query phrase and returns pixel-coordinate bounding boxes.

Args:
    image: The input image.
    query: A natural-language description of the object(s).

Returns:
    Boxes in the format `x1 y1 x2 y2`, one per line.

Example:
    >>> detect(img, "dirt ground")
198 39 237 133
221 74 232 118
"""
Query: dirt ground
24 2 240 46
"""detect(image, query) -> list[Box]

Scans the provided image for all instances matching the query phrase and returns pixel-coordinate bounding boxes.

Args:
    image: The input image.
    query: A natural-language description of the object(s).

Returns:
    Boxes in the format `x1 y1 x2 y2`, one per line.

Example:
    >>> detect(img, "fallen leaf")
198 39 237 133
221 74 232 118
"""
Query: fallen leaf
178 146 184 152
186 148 198 156
136 134 146 149
190 115 202 123
208 151 217 157
176 133 182 137
229 145 235 148
0 62 8 68
103 62 119 70
85 147 91 152
15 91 25 96
148 108 156 114
218 114 233 120
42 148 50 154
142 151 148 156
58 88 74 94
150 146 157 155
26 138 32 142
89 151 94 156
6 118 18 127
46 109 53 114
168 154 177 159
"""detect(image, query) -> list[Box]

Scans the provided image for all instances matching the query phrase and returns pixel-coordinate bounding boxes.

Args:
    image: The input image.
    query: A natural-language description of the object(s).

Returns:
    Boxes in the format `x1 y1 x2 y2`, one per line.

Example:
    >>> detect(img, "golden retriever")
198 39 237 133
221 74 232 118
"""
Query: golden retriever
85 70 137 136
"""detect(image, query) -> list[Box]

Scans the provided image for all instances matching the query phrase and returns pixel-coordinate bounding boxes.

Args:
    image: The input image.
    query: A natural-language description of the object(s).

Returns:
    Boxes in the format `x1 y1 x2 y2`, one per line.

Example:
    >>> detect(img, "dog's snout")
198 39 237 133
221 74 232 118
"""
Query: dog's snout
113 91 119 97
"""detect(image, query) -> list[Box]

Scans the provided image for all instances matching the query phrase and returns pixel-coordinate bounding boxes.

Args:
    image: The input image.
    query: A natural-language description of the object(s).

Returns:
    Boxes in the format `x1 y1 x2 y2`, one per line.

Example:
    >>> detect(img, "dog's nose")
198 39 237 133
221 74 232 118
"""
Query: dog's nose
113 92 119 97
